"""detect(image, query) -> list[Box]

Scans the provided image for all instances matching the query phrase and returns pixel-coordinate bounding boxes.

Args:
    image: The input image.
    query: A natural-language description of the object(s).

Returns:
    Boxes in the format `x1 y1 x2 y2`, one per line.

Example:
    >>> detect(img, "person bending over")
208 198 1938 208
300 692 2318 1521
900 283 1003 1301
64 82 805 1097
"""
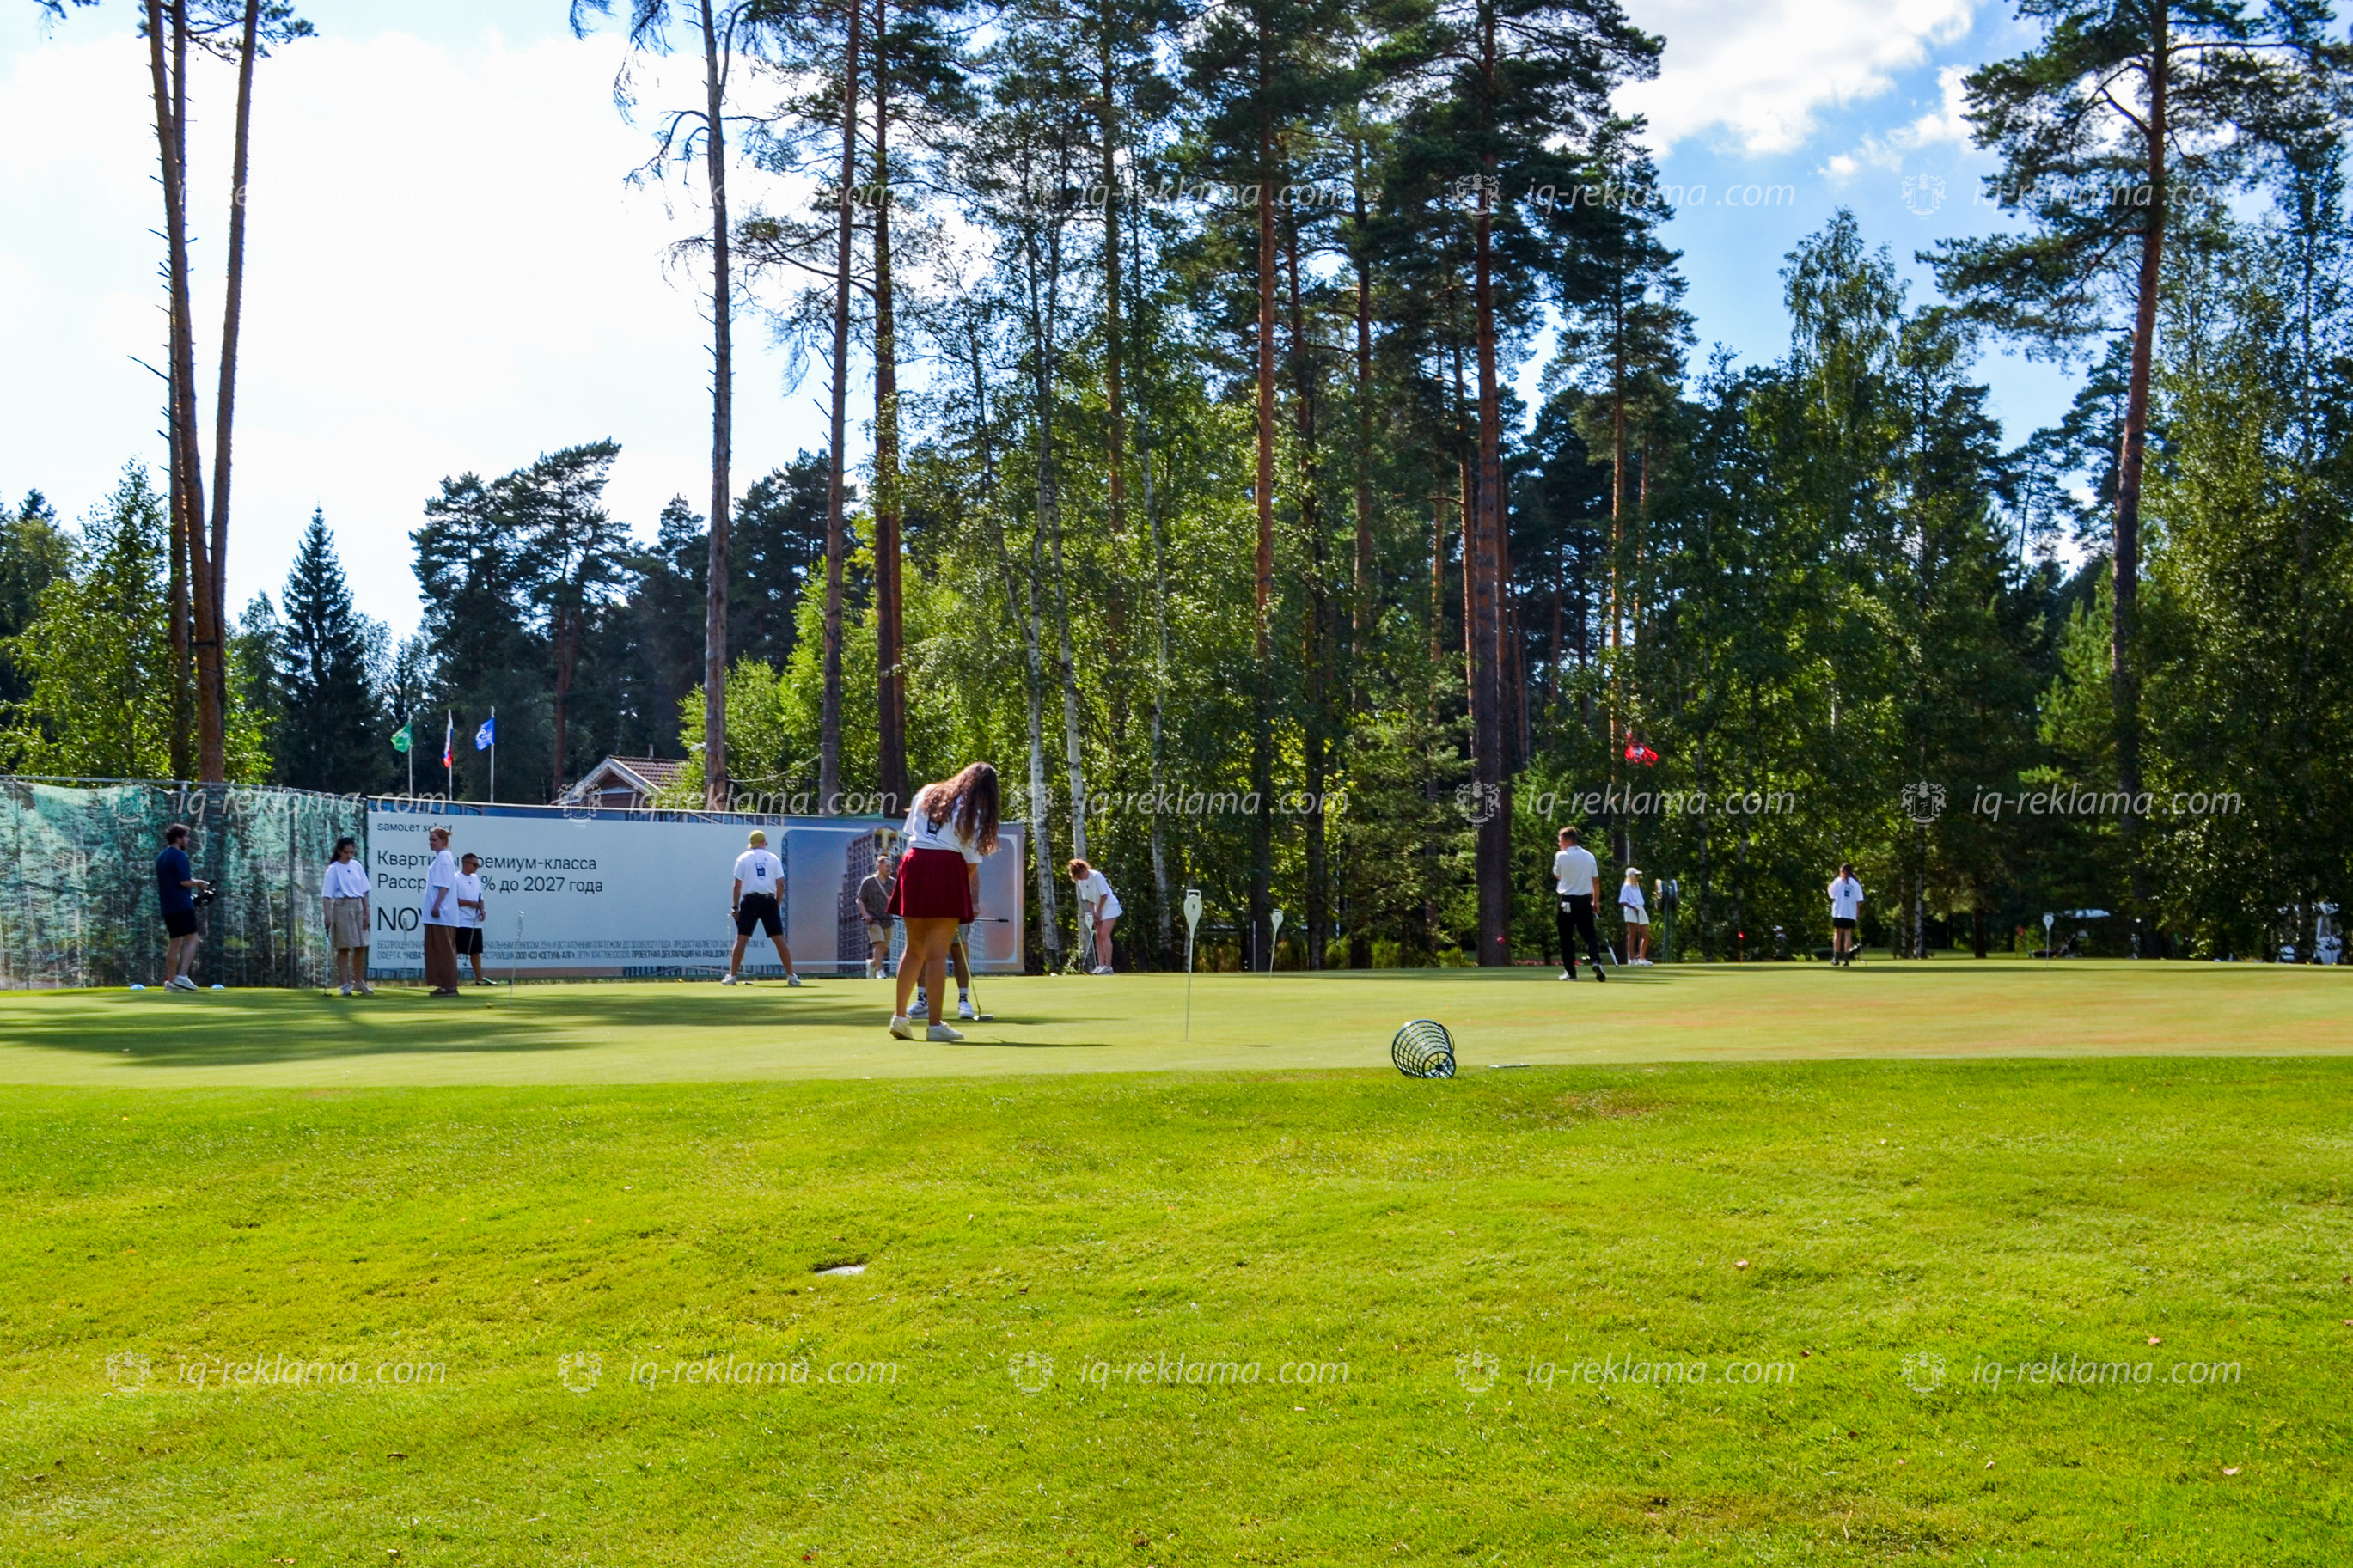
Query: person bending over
888 764 1000 1042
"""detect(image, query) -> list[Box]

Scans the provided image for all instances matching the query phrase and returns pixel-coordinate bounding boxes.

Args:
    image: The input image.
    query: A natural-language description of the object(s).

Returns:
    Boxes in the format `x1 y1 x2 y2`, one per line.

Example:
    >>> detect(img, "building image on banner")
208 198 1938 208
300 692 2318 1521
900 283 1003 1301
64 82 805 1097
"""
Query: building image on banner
365 803 1024 979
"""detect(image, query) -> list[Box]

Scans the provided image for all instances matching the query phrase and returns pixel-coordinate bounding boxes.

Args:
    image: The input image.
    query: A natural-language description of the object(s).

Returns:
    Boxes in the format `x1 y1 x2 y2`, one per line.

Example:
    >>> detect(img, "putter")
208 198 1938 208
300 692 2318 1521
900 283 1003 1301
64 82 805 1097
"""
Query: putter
953 936 993 1021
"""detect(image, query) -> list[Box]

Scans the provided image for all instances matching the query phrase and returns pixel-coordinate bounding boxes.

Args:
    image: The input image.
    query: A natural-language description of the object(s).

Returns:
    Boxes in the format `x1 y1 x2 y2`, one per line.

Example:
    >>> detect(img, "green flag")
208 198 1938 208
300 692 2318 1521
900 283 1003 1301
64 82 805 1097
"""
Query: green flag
390 720 413 754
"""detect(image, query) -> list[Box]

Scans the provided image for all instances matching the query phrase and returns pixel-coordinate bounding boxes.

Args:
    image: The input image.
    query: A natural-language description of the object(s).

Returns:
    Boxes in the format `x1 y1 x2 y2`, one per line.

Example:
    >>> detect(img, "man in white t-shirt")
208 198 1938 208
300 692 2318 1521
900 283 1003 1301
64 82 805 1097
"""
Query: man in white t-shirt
421 827 461 997
1827 863 1865 967
725 829 800 985
1550 826 1607 982
1618 867 1652 965
455 851 492 986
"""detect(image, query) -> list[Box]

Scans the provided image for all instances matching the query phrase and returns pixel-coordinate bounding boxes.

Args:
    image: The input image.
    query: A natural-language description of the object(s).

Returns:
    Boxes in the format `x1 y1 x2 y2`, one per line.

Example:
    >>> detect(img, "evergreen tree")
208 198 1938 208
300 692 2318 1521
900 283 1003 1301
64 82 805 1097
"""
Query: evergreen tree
272 509 385 794
0 490 71 710
1931 0 2353 946
3 466 178 780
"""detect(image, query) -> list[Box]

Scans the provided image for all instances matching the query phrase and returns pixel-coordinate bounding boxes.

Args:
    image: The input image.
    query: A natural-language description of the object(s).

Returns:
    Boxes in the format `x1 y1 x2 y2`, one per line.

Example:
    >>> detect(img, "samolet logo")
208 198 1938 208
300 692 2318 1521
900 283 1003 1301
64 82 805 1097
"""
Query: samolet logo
1900 781 1947 825
1455 782 1502 827
1009 1351 1054 1394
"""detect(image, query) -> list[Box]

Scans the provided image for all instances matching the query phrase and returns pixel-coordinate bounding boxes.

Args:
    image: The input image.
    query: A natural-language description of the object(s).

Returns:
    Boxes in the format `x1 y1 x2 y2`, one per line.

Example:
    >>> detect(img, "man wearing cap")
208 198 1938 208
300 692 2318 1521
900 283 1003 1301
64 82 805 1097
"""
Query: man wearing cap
724 829 800 986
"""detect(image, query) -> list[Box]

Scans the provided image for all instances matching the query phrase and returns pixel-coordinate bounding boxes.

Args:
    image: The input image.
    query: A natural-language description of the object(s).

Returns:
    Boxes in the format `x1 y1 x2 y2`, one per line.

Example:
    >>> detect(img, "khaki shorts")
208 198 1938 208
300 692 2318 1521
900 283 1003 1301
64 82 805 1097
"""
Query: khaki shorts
326 896 369 950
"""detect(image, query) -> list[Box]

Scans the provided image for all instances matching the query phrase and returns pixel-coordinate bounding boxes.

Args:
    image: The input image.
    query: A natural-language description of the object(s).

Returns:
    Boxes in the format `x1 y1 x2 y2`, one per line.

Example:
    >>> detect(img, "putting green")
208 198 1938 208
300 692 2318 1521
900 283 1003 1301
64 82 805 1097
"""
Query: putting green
1 960 2344 1087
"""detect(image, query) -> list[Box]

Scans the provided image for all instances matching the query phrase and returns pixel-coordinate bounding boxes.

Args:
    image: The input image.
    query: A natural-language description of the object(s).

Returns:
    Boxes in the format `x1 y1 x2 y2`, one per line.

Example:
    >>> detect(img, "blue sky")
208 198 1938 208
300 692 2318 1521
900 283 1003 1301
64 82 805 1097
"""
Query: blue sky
1 0 2094 639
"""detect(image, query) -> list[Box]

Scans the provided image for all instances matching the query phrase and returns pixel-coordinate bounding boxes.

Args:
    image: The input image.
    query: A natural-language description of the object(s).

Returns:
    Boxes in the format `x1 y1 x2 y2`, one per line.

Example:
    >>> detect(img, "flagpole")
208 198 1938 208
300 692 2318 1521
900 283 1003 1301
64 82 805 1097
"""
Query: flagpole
444 710 453 800
489 706 497 804
406 710 413 796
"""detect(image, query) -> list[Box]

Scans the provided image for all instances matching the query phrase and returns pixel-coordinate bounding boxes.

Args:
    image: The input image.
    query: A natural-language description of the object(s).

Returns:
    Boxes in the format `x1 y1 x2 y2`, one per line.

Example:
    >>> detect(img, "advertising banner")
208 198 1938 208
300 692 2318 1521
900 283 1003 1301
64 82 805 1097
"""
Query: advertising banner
364 802 1024 978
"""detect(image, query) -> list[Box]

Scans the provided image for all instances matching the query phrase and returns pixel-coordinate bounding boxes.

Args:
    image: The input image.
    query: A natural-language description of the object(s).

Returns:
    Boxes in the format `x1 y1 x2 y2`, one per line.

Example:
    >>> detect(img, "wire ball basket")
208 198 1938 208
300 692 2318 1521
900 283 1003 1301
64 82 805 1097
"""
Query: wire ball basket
1390 1019 1457 1079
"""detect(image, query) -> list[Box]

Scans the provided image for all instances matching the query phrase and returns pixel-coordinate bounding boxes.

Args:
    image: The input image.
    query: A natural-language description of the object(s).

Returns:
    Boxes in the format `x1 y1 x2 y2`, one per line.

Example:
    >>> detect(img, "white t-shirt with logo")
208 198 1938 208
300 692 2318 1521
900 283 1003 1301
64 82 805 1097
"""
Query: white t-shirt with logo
1076 869 1122 921
1618 879 1647 918
1829 876 1865 920
1552 846 1598 898
455 870 485 929
423 848 461 927
901 791 986 865
733 848 784 899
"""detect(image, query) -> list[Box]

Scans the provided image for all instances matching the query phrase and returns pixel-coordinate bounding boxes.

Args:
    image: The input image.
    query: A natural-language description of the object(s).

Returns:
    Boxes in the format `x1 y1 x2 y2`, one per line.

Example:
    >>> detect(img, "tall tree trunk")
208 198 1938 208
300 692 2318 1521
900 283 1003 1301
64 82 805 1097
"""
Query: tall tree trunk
1250 96 1276 970
1469 23 1510 966
167 368 193 781
150 0 223 782
1030 218 1089 869
1350 132 1375 693
553 615 574 796
1133 196 1172 963
968 313 1061 967
1284 221 1327 968
701 0 736 810
819 0 863 813
871 0 907 812
208 0 260 755
1097 11 1132 749
2112 9 2167 949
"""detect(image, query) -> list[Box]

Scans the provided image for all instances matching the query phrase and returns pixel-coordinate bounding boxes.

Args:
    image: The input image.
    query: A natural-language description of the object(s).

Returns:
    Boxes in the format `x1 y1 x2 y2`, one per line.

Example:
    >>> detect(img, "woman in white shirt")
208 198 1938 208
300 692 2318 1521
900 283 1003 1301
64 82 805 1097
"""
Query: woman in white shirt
885 763 1000 1041
1068 857 1122 974
320 837 375 997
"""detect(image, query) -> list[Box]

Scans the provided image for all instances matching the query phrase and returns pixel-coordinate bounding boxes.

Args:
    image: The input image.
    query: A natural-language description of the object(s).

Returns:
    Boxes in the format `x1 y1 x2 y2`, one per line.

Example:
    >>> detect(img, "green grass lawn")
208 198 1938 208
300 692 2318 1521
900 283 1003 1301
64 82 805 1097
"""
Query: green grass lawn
0 960 2346 1085
3 967 2350 1564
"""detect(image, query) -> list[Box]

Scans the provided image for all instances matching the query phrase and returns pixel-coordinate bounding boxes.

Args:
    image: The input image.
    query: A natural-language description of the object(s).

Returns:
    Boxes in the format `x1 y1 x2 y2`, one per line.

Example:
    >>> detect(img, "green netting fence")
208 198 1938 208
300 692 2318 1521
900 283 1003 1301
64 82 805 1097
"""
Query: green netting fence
0 778 368 991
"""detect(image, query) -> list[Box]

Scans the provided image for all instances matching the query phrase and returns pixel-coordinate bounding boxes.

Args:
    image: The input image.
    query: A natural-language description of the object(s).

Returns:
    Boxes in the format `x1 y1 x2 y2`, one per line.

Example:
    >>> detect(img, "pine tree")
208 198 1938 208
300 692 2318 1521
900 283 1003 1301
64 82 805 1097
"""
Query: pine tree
0 491 71 710
272 509 384 794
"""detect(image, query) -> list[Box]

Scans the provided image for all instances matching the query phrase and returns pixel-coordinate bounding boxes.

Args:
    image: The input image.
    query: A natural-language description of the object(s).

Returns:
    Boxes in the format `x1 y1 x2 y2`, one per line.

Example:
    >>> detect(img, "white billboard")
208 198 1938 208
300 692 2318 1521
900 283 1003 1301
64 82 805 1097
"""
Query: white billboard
364 802 1025 978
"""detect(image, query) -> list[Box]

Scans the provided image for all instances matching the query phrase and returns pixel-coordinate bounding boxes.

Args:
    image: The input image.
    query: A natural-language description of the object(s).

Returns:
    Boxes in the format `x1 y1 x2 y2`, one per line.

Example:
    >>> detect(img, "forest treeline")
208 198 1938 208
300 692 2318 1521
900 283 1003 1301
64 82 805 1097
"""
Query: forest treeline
9 0 2351 966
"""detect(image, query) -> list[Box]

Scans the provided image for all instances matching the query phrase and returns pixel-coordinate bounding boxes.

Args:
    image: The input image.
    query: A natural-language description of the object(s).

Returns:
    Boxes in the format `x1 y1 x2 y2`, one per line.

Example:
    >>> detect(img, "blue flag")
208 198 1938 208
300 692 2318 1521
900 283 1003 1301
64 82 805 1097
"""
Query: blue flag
475 717 497 751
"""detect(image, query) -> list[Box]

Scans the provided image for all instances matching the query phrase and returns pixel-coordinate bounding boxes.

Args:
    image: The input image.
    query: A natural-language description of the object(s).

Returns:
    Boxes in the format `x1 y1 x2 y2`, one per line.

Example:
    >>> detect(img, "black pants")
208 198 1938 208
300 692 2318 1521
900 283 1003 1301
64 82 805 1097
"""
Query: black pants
1555 894 1608 973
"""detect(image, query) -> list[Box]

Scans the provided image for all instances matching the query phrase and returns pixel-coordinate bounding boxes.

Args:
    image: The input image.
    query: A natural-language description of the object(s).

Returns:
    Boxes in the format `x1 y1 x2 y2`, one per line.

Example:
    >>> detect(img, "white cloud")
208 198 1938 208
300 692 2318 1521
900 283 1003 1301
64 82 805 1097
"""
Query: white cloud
1822 62 1976 179
1620 0 1979 155
0 18 829 640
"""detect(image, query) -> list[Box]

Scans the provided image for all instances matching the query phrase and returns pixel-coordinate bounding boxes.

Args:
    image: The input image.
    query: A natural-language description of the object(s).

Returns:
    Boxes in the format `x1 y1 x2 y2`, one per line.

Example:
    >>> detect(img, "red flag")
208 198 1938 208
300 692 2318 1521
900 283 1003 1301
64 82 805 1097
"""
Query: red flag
1624 734 1658 766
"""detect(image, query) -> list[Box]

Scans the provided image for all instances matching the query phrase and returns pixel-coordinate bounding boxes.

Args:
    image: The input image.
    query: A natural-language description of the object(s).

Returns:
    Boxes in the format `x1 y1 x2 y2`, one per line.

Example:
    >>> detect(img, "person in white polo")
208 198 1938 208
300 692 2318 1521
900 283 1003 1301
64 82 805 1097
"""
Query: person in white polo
1828 862 1865 967
1551 826 1608 981
725 829 800 986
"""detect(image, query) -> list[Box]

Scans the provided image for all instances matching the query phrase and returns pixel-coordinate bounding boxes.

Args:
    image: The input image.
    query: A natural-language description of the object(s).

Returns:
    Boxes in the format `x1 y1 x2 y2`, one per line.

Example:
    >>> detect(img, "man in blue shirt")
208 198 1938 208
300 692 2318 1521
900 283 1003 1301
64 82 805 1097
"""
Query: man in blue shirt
156 823 211 991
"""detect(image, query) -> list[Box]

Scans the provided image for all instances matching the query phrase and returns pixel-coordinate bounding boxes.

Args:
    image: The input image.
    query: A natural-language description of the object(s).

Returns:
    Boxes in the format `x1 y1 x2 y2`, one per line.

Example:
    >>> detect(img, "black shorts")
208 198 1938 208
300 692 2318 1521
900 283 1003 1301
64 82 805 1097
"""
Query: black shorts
736 893 782 937
1832 917 1857 930
162 909 198 939
455 928 484 956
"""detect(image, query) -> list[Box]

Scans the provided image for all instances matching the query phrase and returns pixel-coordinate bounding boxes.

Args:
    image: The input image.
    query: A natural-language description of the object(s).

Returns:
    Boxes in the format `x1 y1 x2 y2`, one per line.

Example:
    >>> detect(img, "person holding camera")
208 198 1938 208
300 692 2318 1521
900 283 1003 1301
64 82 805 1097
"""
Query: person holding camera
156 822 211 991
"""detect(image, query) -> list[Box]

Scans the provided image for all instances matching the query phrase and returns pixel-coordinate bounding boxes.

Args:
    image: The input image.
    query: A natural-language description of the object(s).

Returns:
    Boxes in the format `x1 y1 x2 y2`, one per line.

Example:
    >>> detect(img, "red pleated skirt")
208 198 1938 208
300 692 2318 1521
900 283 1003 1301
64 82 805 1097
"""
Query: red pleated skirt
889 846 975 922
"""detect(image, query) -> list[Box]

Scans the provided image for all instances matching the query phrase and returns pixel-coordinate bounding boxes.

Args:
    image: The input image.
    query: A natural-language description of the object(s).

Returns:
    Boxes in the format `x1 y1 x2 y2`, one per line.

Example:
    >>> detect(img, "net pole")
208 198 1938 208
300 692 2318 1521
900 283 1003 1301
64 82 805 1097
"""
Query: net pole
1183 928 1194 1041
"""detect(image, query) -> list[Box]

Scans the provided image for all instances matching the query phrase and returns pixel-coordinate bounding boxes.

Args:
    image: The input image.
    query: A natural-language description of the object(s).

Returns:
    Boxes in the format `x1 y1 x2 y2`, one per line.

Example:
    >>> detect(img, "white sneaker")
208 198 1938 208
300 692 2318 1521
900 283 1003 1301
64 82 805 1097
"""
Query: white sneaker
1091 965 1114 975
926 1022 965 1042
889 1014 914 1040
957 998 978 1021
787 973 802 987
911 991 927 1016
720 973 738 986
1558 970 1572 981
168 975 198 991
339 984 354 997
